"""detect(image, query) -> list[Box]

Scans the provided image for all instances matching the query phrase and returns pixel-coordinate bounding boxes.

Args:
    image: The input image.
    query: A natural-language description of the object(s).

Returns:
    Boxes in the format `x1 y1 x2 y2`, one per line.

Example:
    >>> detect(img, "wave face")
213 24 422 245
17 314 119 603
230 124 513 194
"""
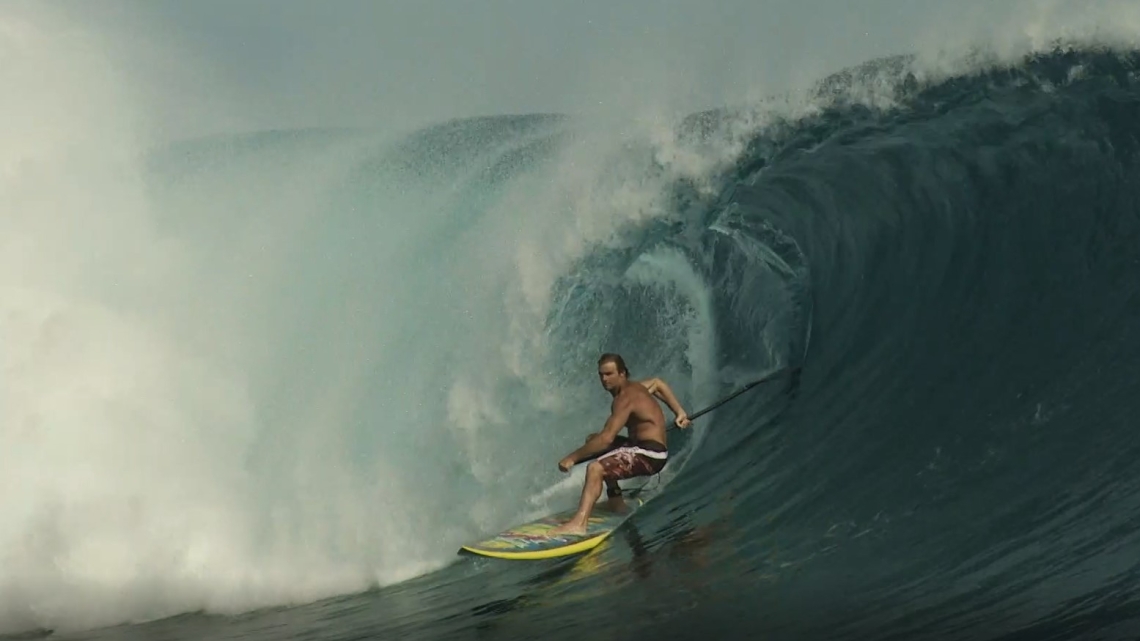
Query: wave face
651 47 1140 640
6 30 1140 641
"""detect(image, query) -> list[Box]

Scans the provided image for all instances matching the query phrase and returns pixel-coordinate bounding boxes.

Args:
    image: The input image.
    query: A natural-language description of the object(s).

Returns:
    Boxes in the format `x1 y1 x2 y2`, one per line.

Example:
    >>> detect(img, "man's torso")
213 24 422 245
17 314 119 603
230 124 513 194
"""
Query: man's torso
615 383 666 447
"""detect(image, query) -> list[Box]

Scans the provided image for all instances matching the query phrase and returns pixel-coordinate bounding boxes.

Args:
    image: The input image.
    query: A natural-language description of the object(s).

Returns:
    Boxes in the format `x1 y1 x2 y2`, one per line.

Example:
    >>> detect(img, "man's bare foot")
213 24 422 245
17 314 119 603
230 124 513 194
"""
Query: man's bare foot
548 520 587 537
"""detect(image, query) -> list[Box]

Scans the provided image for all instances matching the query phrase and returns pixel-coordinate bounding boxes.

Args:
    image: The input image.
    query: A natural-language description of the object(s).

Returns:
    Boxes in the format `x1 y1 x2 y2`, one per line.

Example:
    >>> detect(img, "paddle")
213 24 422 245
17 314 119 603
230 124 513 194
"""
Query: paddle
669 365 801 430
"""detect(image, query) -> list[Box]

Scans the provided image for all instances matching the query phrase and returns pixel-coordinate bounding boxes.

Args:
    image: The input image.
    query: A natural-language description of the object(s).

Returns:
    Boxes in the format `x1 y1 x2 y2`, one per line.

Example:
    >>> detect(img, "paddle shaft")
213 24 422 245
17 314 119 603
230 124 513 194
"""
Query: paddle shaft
670 365 799 430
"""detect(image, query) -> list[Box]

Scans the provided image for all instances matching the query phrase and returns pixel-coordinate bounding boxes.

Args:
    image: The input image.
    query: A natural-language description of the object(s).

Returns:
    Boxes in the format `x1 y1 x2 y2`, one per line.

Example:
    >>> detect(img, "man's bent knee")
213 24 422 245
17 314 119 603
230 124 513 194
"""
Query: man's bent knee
586 461 605 477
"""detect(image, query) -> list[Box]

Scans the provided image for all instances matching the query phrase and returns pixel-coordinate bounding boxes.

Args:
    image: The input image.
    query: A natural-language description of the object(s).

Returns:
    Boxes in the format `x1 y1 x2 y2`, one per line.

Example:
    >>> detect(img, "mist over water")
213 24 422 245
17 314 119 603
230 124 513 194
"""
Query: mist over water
0 7 742 633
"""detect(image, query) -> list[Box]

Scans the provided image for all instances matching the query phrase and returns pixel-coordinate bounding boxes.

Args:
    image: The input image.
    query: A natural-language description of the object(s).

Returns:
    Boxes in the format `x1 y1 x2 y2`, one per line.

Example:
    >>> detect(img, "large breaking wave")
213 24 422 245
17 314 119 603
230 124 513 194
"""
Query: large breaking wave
4 6 1140 639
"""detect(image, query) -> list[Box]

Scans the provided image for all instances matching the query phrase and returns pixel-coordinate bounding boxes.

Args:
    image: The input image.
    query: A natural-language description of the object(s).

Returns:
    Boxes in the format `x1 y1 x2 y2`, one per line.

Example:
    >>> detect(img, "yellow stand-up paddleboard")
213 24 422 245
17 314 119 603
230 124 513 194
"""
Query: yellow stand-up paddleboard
458 495 646 560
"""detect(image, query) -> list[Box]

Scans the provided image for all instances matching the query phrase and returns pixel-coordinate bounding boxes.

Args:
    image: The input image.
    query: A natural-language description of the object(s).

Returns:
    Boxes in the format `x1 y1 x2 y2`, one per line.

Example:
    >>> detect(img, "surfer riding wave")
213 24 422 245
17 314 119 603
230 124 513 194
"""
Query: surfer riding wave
549 353 691 537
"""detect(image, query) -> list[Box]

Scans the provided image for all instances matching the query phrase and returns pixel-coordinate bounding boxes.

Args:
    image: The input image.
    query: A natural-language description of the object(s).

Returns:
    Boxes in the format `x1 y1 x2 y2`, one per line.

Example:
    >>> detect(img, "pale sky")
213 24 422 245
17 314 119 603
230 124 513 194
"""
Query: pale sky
45 0 1140 137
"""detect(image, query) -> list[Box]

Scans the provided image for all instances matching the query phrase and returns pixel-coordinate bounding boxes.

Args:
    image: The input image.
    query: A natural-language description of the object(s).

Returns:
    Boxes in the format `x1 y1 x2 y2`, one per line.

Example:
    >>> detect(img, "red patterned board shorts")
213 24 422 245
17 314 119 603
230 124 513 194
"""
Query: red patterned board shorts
597 436 668 483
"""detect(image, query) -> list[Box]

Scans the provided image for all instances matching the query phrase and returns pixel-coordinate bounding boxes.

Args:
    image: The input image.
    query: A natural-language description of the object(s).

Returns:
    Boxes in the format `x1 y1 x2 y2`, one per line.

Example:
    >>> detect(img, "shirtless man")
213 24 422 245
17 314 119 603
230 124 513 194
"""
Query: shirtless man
548 353 691 537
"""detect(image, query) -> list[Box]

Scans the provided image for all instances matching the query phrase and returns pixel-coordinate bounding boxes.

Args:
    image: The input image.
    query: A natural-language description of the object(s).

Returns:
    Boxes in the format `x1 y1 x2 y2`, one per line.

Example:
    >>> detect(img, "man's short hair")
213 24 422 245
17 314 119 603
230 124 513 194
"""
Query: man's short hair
597 353 629 376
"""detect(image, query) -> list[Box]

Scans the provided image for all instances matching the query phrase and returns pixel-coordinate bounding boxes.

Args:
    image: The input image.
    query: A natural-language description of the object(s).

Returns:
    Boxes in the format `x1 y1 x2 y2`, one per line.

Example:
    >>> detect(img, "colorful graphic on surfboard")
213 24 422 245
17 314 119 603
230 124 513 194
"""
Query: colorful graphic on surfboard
458 494 648 560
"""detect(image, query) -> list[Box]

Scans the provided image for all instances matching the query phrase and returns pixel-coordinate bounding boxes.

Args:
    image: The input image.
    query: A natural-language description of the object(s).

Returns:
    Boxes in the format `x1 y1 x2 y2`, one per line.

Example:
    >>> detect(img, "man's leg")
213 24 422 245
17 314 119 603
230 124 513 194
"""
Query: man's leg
600 447 664 514
584 432 623 503
605 479 623 500
548 461 606 537
604 473 627 513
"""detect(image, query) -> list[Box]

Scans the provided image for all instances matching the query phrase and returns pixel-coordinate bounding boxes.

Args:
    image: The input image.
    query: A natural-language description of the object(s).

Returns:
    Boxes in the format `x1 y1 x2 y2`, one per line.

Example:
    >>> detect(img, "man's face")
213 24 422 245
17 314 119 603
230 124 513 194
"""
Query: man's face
597 362 624 391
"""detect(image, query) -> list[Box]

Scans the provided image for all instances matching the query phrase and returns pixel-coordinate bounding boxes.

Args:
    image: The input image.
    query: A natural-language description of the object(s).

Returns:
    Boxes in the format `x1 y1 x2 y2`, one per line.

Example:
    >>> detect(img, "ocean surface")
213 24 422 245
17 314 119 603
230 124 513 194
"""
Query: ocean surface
4 42 1140 641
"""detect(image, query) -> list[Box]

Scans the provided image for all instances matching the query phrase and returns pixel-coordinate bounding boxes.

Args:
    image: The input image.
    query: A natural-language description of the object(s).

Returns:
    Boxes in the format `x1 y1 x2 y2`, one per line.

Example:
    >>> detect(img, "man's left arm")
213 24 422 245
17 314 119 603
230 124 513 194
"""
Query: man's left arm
638 377 690 427
559 400 631 471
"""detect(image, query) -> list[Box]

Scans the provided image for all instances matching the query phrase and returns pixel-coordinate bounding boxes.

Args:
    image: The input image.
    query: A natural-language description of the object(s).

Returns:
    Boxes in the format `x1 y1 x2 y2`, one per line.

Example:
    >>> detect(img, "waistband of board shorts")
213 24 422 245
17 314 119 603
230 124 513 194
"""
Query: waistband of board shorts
626 447 667 460
599 442 668 460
